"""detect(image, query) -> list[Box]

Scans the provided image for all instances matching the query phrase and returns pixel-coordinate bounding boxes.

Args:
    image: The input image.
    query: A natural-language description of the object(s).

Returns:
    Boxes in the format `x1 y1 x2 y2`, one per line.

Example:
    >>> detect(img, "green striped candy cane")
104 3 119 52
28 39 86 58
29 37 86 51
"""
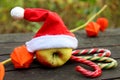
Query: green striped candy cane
77 56 118 69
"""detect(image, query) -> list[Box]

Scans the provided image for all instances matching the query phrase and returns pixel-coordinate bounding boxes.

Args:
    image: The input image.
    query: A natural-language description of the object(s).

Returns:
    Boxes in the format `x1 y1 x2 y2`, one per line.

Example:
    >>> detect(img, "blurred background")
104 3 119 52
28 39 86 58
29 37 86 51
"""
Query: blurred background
0 0 120 34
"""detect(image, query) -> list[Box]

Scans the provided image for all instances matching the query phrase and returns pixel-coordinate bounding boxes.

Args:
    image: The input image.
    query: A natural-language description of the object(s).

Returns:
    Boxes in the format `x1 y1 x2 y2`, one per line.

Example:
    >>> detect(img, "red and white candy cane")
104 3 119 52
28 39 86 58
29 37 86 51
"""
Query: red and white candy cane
71 48 111 78
72 48 111 57
70 55 102 78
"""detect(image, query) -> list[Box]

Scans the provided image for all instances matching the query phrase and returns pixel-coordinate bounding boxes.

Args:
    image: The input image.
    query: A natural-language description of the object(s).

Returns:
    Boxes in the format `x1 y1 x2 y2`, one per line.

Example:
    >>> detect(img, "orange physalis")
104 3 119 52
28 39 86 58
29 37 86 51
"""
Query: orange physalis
10 45 34 68
85 22 100 37
96 17 108 32
0 63 5 80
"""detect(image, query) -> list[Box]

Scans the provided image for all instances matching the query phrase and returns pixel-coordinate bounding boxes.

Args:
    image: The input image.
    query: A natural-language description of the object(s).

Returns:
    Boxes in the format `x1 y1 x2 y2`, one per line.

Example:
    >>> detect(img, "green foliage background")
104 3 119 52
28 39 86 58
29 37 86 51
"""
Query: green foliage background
0 0 120 33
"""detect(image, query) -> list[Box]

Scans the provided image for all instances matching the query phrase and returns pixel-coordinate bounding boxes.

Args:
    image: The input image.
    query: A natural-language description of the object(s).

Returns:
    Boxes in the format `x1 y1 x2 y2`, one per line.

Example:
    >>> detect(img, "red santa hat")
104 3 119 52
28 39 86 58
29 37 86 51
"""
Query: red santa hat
10 7 78 53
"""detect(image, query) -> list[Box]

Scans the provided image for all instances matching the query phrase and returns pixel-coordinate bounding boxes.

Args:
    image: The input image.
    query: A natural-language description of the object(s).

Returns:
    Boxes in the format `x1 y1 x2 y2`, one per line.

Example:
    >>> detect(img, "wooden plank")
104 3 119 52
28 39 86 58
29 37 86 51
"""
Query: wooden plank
1 49 119 80
0 29 119 43
3 58 120 80
0 45 119 65
0 43 120 58
0 28 119 43
76 34 120 48
0 33 33 42
0 34 119 48
1 48 119 71
0 30 120 55
1 48 120 80
0 43 24 54
0 29 120 80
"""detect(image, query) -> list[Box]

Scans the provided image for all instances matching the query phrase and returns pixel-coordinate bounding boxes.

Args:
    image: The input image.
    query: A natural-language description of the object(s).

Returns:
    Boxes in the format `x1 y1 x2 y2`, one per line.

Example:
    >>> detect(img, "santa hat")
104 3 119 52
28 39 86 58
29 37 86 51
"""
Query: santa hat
10 7 78 53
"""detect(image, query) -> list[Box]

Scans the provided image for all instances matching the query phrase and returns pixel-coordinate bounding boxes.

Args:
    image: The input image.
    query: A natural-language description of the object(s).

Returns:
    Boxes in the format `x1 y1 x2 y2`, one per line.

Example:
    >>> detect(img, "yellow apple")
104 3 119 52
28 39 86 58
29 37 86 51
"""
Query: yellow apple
35 48 72 68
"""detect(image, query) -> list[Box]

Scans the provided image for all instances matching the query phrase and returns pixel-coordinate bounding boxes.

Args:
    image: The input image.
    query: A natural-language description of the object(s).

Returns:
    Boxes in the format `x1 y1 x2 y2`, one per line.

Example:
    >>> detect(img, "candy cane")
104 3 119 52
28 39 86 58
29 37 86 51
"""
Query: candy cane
72 48 111 57
72 48 118 69
77 56 118 69
70 56 102 78
71 48 118 78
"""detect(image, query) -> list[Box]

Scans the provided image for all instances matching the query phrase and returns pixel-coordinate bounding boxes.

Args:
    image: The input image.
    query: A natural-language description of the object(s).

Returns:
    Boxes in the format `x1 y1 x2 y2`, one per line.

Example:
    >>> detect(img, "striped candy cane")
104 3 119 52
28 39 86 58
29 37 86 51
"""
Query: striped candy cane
71 48 118 78
72 48 111 57
77 56 118 69
70 55 102 78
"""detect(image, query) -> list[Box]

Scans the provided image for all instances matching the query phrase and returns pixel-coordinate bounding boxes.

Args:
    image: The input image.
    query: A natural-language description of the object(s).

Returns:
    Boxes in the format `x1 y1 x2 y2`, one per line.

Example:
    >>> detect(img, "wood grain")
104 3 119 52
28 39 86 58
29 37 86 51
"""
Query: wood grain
0 29 120 80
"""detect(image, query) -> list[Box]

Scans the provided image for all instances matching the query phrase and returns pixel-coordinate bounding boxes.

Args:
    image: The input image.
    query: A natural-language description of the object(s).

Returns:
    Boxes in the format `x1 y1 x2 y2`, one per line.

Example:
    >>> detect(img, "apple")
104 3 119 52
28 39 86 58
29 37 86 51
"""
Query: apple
35 48 72 68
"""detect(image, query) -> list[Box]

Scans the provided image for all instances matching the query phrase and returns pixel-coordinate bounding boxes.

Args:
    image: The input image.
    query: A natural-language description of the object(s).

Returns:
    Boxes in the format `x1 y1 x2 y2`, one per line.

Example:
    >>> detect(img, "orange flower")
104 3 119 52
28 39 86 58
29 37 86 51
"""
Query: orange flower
0 63 5 80
96 17 108 32
85 22 100 37
10 45 34 68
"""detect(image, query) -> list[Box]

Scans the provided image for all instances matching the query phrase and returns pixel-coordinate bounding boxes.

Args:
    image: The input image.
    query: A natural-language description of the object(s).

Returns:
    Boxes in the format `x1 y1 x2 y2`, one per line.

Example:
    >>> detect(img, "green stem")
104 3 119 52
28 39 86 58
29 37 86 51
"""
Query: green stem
70 5 108 32
1 58 11 65
1 57 36 65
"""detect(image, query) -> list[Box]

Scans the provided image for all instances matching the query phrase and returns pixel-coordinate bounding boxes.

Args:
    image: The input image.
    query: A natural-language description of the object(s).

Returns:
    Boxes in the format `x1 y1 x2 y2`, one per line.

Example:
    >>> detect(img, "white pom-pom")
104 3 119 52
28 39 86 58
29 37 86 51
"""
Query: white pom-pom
10 7 24 19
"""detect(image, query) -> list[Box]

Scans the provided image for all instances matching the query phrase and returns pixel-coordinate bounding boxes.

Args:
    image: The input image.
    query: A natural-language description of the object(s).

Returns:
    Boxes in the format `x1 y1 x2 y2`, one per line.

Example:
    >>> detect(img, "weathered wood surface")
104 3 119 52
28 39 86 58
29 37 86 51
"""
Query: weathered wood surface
0 29 120 80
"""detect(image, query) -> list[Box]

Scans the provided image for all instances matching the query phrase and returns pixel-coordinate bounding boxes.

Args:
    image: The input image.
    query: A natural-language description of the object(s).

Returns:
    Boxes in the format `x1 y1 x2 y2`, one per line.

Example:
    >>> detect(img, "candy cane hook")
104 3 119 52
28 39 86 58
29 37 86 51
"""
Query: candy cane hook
70 55 102 78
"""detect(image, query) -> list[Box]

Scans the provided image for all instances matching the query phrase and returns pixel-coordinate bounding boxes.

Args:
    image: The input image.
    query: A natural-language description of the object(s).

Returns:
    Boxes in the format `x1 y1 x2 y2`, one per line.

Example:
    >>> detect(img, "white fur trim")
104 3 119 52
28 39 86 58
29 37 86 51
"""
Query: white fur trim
25 35 78 52
10 7 24 19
